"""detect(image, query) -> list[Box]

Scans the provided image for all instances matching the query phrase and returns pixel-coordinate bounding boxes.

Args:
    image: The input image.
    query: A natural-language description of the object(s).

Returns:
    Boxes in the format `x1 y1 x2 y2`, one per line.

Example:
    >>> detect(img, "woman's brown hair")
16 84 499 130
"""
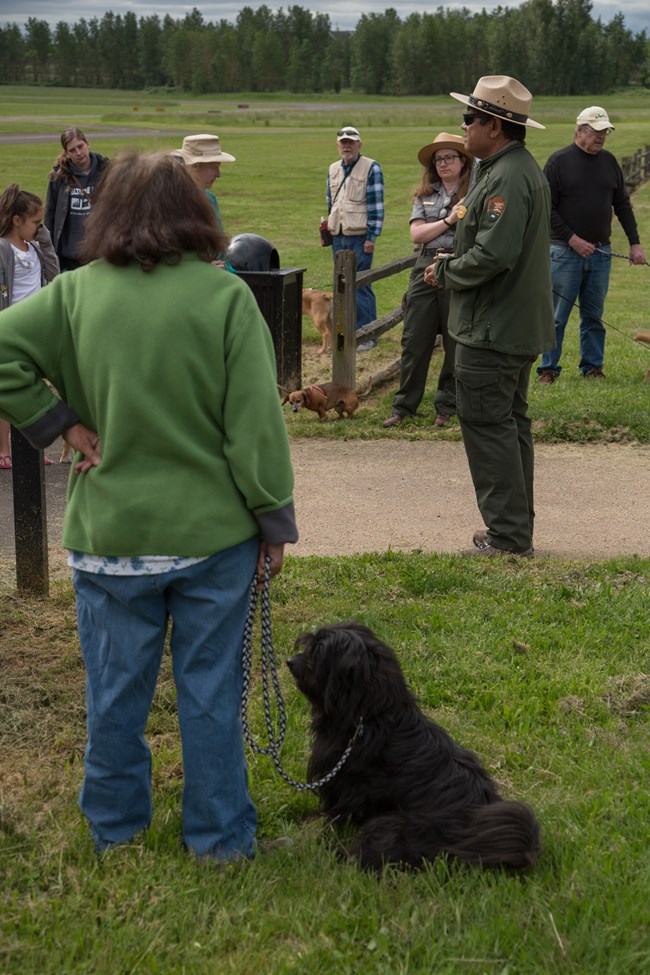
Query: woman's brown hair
52 127 89 183
414 152 472 201
0 183 43 237
79 150 226 271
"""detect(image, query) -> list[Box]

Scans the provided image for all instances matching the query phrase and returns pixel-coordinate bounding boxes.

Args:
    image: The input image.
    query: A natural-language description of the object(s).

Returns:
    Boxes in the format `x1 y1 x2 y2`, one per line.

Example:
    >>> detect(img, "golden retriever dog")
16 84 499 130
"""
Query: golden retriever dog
635 331 650 381
302 289 333 355
287 382 359 421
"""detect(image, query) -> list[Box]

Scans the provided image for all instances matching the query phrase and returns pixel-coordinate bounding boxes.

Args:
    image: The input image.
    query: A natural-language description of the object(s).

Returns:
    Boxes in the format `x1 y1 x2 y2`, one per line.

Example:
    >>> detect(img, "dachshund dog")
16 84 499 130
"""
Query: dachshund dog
302 289 333 354
287 382 359 421
287 622 541 872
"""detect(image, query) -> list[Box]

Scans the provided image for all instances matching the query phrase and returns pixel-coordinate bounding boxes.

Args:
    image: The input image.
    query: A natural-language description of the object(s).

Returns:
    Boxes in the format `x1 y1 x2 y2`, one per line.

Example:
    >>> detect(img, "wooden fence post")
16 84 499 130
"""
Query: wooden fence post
11 427 49 596
332 249 357 388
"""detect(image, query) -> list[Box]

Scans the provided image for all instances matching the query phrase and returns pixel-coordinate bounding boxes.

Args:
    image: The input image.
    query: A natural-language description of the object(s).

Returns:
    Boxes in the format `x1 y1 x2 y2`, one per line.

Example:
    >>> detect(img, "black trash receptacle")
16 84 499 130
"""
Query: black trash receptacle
226 235 304 392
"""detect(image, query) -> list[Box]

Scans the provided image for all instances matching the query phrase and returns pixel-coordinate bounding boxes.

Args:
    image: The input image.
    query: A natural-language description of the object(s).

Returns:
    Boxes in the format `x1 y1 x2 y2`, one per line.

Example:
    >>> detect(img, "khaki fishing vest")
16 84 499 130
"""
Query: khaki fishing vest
327 156 374 236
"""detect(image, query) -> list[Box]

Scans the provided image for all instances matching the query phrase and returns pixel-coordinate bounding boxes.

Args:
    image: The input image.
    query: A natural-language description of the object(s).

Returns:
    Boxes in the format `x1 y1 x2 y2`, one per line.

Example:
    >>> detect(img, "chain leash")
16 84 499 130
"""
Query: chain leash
240 556 363 792
594 246 650 268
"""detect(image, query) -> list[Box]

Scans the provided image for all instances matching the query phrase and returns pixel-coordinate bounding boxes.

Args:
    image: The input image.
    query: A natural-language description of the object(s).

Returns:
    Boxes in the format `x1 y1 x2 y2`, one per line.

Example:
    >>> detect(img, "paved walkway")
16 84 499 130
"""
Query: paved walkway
1 439 649 580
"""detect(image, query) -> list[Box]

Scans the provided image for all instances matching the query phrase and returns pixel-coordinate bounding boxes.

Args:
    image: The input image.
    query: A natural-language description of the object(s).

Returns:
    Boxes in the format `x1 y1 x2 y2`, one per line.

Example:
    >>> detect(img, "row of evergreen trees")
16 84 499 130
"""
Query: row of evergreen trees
0 2 647 96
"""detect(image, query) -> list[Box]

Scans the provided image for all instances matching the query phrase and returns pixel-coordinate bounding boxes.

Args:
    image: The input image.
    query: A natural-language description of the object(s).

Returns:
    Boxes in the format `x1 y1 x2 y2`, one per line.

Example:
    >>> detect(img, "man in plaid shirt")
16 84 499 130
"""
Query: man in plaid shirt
326 126 384 350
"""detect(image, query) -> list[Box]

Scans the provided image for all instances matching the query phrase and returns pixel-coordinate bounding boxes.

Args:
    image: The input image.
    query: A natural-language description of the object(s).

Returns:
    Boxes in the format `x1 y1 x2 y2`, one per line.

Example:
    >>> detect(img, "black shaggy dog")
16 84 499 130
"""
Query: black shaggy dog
287 622 541 872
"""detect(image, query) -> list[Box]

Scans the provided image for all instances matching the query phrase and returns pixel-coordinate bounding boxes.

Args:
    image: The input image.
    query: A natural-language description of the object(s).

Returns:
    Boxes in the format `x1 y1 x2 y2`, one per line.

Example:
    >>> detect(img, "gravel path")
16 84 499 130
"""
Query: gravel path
2 440 648 581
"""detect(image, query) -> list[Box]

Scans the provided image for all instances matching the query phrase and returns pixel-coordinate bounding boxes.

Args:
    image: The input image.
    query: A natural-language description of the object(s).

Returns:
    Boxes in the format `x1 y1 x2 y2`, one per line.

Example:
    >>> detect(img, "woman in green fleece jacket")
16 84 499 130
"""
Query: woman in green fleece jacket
0 150 298 861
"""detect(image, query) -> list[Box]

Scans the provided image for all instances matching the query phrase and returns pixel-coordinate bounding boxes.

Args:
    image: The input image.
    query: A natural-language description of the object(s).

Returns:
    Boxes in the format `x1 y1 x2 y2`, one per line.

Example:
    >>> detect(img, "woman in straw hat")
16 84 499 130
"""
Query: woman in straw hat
383 133 474 429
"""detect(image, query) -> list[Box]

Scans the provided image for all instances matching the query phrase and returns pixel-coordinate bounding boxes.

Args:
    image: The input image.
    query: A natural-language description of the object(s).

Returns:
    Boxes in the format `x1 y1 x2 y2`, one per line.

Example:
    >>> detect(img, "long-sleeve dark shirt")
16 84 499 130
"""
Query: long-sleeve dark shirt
543 143 639 246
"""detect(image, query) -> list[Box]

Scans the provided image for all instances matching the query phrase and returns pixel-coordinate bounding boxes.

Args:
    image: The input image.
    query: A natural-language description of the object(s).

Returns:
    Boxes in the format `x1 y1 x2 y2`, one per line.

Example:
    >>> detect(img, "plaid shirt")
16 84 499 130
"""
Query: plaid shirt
326 157 384 241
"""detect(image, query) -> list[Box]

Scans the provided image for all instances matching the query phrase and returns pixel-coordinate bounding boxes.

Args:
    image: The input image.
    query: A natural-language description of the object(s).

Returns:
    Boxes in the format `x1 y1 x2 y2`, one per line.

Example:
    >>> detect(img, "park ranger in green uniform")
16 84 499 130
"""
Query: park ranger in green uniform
426 76 554 557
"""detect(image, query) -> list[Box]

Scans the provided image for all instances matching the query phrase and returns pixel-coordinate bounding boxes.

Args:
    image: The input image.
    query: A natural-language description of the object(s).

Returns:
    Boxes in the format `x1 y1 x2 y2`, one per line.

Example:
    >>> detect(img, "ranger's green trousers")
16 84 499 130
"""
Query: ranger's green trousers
392 254 456 418
455 344 536 552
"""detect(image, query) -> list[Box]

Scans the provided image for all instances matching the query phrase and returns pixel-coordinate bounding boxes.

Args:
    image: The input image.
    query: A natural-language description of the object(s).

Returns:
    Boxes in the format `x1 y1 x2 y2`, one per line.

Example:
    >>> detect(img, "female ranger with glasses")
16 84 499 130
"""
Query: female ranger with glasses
384 133 474 428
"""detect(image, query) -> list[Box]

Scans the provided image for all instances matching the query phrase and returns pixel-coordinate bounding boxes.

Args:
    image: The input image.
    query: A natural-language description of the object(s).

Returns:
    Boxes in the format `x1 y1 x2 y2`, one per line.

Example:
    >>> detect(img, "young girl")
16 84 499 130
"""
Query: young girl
0 183 60 468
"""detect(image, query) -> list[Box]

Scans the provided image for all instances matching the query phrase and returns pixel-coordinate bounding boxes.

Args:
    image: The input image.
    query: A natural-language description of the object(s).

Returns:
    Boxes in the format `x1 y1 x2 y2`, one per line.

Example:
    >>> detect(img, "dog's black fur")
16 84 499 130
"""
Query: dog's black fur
287 622 541 872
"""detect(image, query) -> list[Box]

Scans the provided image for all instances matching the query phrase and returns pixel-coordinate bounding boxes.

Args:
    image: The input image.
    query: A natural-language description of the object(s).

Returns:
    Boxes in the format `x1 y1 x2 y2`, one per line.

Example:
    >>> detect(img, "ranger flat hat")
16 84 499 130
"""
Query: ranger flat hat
450 75 545 130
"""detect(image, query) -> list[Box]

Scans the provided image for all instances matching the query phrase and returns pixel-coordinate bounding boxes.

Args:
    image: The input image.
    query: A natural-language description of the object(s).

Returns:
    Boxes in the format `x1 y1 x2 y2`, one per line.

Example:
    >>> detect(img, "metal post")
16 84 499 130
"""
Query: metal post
11 426 49 595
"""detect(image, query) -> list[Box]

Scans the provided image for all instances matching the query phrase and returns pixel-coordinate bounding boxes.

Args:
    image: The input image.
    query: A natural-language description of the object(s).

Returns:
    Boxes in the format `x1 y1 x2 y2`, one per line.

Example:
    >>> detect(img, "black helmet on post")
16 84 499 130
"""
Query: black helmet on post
225 234 280 272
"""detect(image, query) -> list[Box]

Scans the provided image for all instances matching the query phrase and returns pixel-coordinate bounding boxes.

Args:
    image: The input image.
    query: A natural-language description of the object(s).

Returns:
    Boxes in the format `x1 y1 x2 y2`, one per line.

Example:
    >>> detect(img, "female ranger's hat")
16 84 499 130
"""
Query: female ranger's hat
450 75 545 130
178 133 236 164
417 132 475 167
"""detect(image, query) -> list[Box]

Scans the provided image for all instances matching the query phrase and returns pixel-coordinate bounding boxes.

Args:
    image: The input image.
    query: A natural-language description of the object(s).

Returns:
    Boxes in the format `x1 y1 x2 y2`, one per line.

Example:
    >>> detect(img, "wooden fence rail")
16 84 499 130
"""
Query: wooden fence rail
331 249 417 389
621 145 650 191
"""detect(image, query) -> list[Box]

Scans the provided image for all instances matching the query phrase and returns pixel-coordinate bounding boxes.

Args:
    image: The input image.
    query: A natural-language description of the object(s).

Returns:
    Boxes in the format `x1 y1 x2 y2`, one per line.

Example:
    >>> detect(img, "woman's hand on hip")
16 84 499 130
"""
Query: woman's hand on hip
63 422 101 474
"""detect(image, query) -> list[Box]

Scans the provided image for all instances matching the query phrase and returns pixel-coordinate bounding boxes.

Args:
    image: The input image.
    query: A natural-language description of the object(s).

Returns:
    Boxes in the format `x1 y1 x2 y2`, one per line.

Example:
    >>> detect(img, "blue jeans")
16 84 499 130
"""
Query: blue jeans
332 234 376 328
73 538 259 859
538 244 611 376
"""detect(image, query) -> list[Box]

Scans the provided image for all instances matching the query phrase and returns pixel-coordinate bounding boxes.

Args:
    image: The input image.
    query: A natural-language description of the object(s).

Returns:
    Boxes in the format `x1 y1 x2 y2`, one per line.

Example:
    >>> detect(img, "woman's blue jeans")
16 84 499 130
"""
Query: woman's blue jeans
73 537 259 859
538 244 611 376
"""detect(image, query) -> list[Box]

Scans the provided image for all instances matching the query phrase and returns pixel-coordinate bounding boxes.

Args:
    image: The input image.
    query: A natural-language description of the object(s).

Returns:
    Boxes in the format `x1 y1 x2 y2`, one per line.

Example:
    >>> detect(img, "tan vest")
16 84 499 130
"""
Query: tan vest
327 155 374 236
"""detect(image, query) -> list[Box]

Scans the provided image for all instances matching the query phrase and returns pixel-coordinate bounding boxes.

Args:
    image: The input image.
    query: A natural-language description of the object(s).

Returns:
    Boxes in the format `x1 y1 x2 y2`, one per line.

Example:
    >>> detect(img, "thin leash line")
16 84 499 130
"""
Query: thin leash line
240 557 363 793
551 248 650 351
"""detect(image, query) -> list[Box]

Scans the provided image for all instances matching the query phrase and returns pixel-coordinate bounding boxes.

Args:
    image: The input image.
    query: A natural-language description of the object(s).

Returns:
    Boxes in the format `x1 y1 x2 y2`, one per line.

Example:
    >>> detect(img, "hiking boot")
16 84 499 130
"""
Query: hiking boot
537 369 557 385
383 413 403 428
433 413 453 427
469 531 533 557
584 367 606 379
464 542 534 558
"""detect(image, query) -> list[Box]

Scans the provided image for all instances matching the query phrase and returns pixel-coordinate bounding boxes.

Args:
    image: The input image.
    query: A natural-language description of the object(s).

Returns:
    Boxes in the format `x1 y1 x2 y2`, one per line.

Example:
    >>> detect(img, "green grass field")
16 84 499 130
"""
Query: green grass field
1 87 649 975
1 555 649 974
2 84 648 442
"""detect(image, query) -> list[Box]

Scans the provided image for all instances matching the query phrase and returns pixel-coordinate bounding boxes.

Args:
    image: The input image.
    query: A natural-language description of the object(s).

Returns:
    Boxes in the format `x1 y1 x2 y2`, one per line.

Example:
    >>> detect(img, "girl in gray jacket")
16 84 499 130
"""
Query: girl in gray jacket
0 183 59 468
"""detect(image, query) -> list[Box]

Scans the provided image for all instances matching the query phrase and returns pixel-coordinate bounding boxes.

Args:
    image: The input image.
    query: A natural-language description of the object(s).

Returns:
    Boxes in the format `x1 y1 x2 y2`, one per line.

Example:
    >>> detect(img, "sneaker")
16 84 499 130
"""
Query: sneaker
464 543 534 558
472 529 489 548
584 367 606 379
383 413 403 428
357 339 377 353
537 370 557 384
470 530 533 557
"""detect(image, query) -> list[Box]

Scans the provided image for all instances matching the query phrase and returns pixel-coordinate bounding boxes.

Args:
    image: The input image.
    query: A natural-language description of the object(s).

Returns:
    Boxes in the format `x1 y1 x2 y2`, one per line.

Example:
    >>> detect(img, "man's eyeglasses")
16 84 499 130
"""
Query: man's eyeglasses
463 113 480 126
434 154 460 166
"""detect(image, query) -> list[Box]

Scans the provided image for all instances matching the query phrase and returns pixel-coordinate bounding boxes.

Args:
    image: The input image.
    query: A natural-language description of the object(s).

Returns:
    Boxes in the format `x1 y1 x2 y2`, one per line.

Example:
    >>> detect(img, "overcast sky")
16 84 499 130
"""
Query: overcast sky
2 1 649 35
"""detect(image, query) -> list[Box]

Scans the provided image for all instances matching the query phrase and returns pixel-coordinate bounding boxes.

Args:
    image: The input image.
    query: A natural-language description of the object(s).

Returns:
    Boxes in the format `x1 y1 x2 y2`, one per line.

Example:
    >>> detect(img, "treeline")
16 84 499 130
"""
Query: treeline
0 1 647 96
